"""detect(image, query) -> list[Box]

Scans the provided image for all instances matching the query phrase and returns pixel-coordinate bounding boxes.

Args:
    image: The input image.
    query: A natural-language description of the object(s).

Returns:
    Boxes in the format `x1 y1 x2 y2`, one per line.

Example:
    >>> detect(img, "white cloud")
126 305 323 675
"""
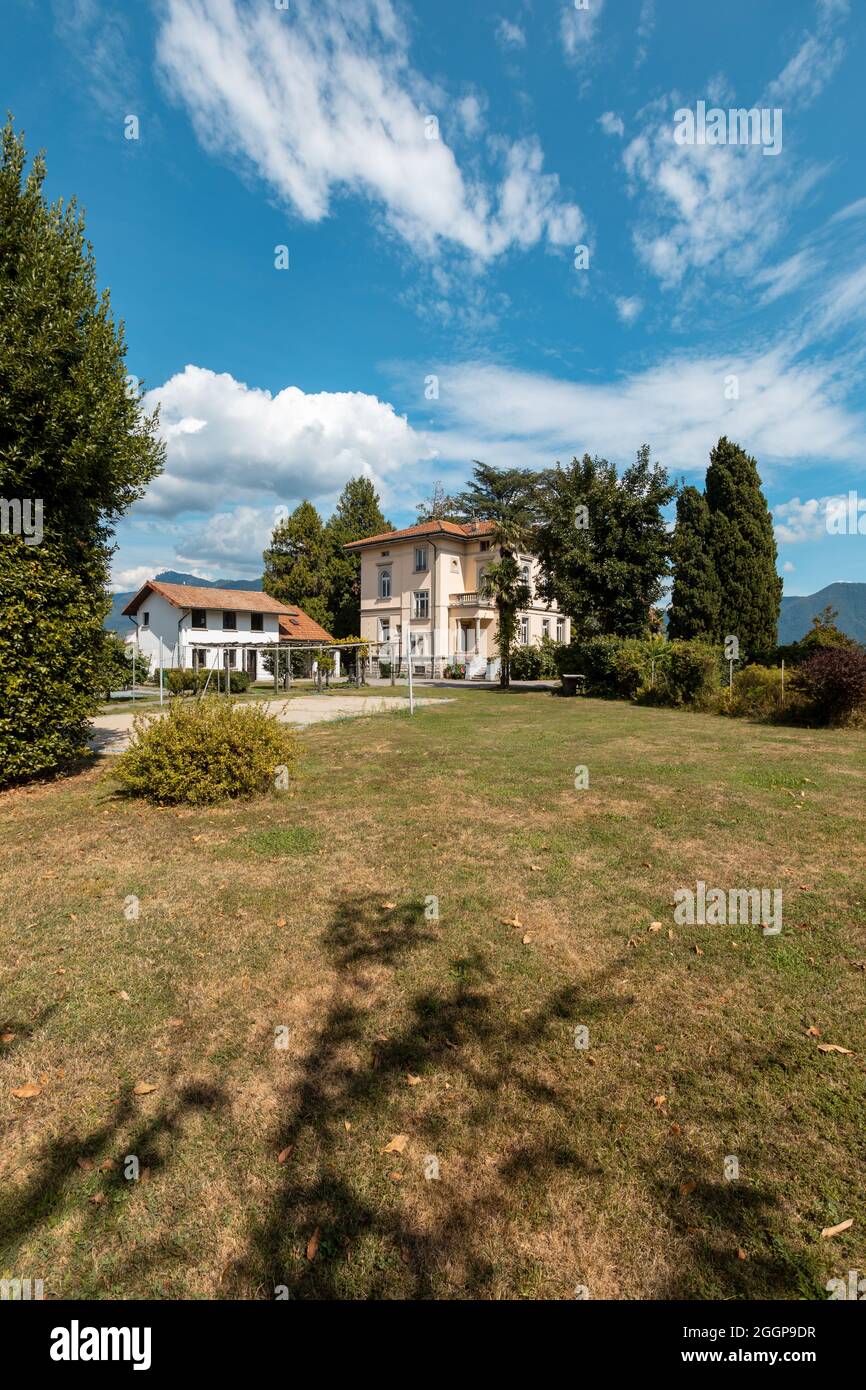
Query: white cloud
174 505 283 574
495 18 526 50
615 295 643 324
635 0 655 69
420 349 865 478
774 491 865 543
755 250 821 305
560 0 605 60
139 364 433 515
111 563 168 593
783 560 795 572
621 3 847 292
156 0 582 262
598 111 624 138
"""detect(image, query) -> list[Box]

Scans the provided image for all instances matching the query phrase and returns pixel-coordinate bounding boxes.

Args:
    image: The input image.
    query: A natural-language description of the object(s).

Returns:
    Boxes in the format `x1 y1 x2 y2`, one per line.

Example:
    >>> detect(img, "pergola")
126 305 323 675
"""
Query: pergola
185 638 381 695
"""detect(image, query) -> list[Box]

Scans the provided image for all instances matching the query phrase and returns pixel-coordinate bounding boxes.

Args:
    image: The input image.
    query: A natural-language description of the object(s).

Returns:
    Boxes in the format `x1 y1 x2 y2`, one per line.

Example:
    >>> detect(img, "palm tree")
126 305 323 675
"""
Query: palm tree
456 463 536 688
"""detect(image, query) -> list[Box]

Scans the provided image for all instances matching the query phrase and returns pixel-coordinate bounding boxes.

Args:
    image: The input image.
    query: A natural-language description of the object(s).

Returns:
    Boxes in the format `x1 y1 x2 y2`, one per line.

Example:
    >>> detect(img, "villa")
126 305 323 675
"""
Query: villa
345 519 570 678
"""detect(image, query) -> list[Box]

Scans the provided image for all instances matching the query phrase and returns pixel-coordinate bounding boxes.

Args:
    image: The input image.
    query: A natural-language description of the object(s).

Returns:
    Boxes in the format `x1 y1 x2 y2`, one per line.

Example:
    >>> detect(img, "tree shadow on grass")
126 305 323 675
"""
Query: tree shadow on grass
222 892 631 1299
0 1062 228 1284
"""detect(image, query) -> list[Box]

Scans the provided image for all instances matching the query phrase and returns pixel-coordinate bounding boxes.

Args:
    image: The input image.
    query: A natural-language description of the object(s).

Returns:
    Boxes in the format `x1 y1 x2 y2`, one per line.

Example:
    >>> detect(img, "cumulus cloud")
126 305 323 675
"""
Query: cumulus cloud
139 365 433 515
774 492 864 543
560 0 605 60
156 0 582 262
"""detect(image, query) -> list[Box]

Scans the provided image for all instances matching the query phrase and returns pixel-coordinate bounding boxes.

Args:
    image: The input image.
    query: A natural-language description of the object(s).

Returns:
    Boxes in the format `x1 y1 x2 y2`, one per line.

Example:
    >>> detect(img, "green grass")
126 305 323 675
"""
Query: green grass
1 688 864 1300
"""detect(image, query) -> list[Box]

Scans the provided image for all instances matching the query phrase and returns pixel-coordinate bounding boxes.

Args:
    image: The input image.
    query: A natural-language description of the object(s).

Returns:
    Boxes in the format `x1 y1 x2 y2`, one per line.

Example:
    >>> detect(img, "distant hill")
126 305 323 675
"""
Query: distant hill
778 582 866 644
106 571 263 634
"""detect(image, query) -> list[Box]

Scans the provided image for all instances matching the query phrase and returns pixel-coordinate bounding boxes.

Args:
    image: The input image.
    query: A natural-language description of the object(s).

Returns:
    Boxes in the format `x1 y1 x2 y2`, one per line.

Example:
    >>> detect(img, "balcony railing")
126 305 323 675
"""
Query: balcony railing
449 591 493 607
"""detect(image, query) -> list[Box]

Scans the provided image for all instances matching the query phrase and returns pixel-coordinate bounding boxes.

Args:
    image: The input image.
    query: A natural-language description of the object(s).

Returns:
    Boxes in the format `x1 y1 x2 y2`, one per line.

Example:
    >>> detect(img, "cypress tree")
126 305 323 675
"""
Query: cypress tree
705 437 781 658
0 119 163 783
667 484 721 640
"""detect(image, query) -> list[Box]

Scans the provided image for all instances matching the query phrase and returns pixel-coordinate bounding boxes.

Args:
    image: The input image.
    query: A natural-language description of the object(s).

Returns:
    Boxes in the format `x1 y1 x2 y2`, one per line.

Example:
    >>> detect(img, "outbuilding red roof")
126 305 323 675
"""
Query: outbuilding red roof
122 579 292 617
343 519 495 550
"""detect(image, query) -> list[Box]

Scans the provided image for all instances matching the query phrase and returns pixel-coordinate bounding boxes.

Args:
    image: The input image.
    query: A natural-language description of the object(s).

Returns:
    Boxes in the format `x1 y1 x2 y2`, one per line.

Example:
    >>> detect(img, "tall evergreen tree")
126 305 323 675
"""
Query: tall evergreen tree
667 484 721 639
534 446 675 637
326 476 392 637
262 499 334 632
705 437 781 658
0 118 163 784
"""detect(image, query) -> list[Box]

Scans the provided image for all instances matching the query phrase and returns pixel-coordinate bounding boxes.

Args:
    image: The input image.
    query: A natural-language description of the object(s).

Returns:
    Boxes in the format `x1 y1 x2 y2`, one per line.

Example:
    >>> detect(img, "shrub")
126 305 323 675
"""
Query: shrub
443 662 466 679
378 661 391 678
511 635 563 680
663 640 721 706
723 664 787 719
166 667 197 696
111 697 298 805
556 635 625 697
799 646 866 724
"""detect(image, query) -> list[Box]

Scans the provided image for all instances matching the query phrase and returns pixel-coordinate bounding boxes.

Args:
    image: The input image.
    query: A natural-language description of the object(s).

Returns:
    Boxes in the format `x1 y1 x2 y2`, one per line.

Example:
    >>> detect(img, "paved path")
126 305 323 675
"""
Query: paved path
89 694 452 753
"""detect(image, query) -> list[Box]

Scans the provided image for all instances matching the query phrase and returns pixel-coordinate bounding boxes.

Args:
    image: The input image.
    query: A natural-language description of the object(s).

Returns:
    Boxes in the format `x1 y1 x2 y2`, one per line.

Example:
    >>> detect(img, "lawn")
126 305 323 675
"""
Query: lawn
1 688 864 1300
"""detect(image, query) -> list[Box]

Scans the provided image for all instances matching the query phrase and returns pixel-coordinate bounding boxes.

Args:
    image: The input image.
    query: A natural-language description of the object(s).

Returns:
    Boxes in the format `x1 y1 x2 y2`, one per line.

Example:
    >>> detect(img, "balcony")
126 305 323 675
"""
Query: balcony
449 591 494 608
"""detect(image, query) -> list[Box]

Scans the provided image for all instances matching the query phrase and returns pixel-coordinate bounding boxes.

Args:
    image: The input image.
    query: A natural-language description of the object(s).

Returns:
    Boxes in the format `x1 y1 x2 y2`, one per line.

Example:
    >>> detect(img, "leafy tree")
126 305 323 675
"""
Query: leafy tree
95 630 135 699
455 462 536 687
0 118 163 783
262 499 335 631
534 446 675 637
667 484 721 639
705 437 781 660
326 476 392 638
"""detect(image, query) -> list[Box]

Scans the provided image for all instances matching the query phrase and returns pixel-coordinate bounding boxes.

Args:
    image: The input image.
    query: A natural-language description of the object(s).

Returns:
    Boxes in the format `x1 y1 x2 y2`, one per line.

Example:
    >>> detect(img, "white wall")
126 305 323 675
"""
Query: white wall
125 600 281 679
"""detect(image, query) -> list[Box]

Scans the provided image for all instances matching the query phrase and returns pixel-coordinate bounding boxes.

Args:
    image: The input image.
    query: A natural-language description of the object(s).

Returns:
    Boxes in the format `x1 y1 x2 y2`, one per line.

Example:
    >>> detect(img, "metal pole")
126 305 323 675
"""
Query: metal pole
781 659 785 702
159 638 164 706
407 635 415 715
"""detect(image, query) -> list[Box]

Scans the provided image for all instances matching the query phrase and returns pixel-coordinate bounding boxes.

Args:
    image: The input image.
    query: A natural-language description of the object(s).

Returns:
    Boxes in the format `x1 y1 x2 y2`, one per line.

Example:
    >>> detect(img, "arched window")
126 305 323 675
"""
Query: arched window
379 568 391 599
521 564 531 595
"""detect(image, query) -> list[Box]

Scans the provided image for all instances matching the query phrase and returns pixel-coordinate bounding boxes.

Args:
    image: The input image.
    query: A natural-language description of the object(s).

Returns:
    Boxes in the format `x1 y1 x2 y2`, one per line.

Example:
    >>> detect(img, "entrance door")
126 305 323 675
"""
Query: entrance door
246 649 257 681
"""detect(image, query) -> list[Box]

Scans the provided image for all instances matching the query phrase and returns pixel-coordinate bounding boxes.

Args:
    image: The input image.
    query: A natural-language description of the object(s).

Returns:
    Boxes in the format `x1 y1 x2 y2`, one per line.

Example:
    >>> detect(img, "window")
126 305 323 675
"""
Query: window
410 633 425 656
413 590 429 619
250 612 263 632
381 550 390 556
379 568 391 599
141 611 150 627
414 545 428 572
519 616 529 645
191 609 206 629
379 619 390 643
480 541 490 552
557 617 565 642
542 618 550 639
223 611 237 630
193 648 208 671
224 649 236 668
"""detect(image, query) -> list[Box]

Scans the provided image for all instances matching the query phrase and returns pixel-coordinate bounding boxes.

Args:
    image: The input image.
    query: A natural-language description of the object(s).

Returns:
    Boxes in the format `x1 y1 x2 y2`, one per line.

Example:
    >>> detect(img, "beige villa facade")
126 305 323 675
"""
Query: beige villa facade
345 519 570 678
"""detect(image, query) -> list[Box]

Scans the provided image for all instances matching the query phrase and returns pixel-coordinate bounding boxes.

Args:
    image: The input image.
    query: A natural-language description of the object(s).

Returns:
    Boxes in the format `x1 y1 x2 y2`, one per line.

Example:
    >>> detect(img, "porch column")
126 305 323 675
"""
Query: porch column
334 648 341 678
474 616 481 657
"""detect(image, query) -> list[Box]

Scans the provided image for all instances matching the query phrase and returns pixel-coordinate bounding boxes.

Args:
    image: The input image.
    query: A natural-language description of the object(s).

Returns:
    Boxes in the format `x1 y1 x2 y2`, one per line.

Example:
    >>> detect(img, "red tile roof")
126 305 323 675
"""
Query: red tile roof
344 519 495 550
122 580 292 617
278 610 334 642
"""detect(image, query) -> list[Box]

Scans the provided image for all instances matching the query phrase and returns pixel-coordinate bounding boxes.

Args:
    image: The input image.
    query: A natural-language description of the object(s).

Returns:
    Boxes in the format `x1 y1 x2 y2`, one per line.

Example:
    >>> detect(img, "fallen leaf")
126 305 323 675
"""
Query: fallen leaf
653 1094 667 1108
306 1227 321 1260
679 1180 697 1198
669 1122 681 1135
501 915 522 929
806 1025 821 1038
654 1043 666 1053
668 928 675 940
382 1133 409 1154
817 1043 854 1055
276 918 287 928
821 1219 853 1239
1 1032 17 1043
38 1071 49 1086
406 1074 421 1086
167 1018 184 1029
133 1082 157 1095
649 921 662 933
627 936 638 949
522 933 533 945
737 1247 747 1261
692 944 704 956
388 1171 403 1182
380 901 397 911
11 1083 41 1099
277 1146 293 1164
118 990 130 1002
89 1192 105 1206
99 1159 115 1172
76 1157 94 1172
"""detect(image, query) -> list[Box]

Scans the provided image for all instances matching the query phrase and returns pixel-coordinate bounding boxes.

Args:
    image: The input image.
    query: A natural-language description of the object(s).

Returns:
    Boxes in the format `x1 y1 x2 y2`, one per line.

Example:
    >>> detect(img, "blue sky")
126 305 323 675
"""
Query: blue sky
4 0 866 597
